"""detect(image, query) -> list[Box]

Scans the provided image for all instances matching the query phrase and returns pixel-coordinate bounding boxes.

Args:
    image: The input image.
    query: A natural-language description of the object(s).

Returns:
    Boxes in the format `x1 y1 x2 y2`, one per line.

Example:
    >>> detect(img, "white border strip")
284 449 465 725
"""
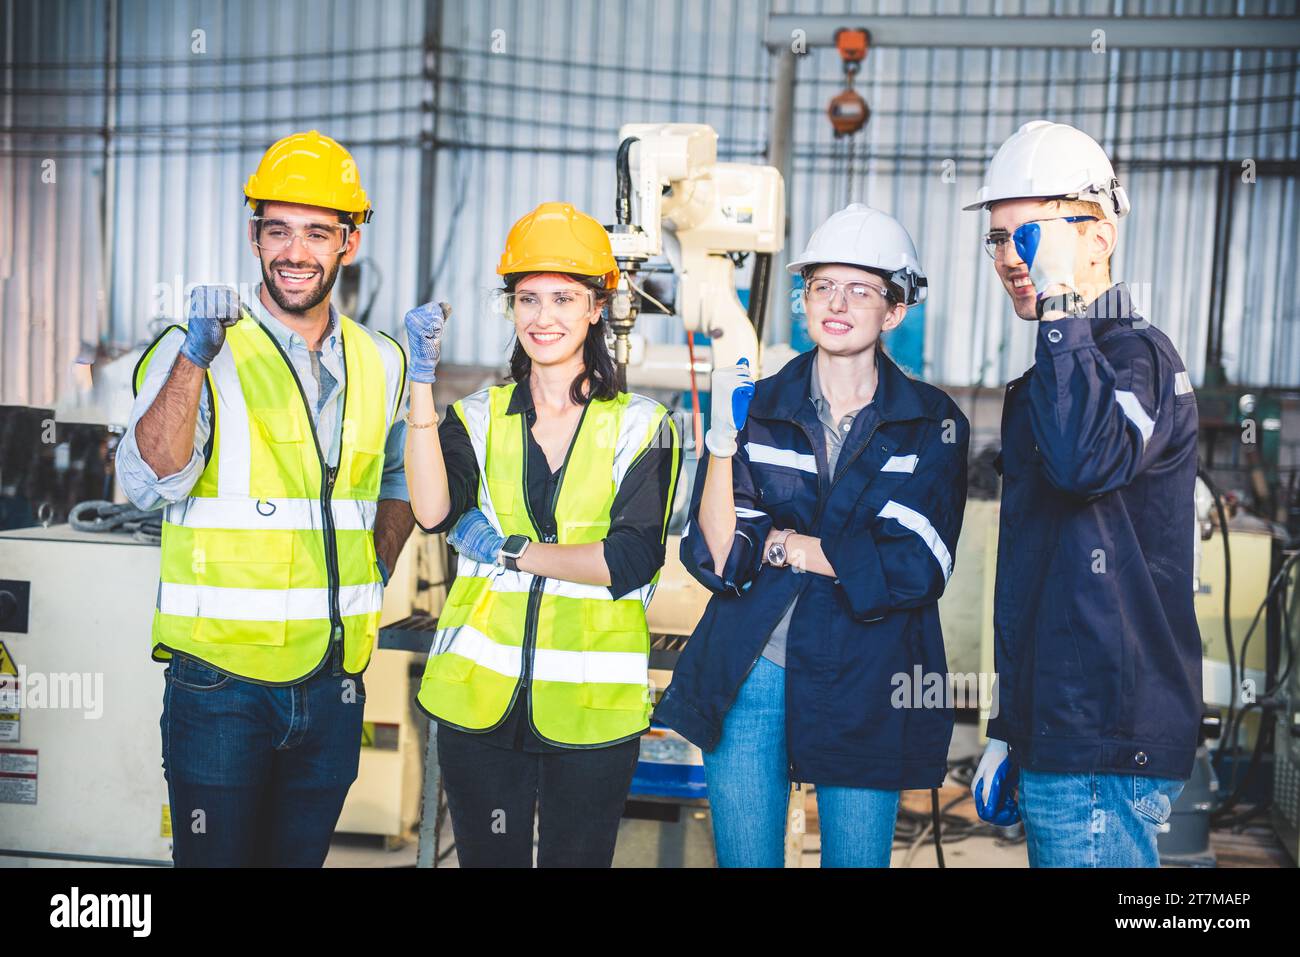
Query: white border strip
1115 389 1156 445
745 442 817 473
878 500 953 581
881 454 918 474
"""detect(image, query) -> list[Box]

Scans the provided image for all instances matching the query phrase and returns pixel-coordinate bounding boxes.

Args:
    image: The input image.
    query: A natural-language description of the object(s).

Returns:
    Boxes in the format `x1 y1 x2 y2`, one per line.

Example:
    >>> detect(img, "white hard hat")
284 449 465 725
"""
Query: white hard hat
787 203 928 305
964 120 1131 220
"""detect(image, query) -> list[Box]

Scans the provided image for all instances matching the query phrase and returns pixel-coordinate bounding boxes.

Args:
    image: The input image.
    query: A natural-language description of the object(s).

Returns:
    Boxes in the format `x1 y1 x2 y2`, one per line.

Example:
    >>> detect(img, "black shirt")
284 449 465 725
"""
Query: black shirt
419 378 682 751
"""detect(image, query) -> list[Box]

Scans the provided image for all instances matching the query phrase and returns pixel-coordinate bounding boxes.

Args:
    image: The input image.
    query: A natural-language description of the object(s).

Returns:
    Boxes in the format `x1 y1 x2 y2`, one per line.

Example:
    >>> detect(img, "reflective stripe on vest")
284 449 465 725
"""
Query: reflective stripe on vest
134 313 402 684
417 384 679 747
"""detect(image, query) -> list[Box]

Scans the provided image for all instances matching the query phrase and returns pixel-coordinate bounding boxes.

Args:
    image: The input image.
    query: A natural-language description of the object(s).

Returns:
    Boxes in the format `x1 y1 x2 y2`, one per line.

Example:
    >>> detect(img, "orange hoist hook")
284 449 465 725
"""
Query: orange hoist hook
828 27 871 138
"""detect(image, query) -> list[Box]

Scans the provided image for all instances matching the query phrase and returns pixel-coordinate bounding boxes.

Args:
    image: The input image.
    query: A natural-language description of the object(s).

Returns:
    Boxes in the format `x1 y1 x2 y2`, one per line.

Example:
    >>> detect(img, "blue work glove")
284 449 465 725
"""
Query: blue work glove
404 301 451 384
704 357 755 458
972 739 1021 826
1012 217 1078 301
446 507 506 566
181 284 242 369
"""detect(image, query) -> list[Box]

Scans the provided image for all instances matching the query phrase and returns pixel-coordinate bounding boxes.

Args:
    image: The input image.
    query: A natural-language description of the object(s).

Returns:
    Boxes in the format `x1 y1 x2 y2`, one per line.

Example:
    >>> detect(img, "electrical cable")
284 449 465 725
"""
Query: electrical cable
68 500 162 545
930 788 945 868
351 256 384 328
1207 548 1298 826
1200 469 1238 756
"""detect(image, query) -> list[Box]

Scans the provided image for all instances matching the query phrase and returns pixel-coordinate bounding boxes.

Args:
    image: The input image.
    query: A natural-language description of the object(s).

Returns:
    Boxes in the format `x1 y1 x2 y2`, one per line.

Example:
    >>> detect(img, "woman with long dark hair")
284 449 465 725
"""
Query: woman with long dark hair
403 202 682 867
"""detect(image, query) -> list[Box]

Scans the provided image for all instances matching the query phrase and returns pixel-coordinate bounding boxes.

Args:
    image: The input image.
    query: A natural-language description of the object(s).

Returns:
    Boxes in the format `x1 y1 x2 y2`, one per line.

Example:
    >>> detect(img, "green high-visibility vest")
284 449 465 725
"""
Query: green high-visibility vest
418 384 680 746
133 312 406 684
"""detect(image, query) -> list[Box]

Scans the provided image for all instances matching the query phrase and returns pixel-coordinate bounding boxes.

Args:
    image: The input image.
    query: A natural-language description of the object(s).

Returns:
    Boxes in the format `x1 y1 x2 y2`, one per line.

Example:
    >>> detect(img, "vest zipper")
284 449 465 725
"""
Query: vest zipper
516 402 590 740
257 323 347 675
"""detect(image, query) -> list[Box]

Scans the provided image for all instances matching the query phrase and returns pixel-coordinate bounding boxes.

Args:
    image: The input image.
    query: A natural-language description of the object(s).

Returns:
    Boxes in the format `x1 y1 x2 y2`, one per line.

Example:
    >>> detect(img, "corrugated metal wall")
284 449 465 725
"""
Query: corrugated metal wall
1 0 107 408
2 0 427 408
3 0 1298 409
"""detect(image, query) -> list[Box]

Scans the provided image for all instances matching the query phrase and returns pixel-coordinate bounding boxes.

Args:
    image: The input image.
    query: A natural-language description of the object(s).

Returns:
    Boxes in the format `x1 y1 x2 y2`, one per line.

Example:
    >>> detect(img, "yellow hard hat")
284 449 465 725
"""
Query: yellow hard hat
244 130 373 225
497 202 619 289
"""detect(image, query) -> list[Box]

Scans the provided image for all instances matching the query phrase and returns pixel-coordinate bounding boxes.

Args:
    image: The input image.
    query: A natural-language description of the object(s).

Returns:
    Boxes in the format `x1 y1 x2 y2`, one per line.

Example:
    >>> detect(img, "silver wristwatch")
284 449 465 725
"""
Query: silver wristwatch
766 530 795 568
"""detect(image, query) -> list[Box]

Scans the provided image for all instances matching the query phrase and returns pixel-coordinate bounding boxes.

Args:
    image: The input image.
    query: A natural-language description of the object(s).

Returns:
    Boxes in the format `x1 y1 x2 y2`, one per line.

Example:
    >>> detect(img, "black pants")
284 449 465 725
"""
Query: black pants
436 723 640 867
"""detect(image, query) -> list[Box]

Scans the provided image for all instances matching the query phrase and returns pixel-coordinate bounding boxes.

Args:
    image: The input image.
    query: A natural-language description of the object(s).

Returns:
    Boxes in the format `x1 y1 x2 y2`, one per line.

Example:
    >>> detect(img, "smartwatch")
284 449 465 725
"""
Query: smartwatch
1036 291 1086 319
497 534 530 571
766 530 795 568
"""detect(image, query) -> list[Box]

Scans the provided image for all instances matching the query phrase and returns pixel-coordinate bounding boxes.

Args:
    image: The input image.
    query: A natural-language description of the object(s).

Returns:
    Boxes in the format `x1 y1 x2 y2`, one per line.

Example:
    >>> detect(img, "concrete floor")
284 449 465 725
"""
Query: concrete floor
323 721 1288 868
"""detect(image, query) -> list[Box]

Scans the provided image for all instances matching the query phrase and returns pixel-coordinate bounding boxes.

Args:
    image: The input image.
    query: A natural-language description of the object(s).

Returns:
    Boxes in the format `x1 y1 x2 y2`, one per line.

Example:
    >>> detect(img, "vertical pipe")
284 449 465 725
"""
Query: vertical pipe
416 0 442 303
1204 159 1234 388
766 43 796 350
100 0 117 346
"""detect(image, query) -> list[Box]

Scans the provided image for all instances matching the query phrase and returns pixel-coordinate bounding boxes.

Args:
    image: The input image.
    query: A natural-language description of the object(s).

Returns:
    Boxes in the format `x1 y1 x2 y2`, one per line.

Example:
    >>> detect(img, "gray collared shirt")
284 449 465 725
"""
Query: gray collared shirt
116 286 408 511
760 358 872 668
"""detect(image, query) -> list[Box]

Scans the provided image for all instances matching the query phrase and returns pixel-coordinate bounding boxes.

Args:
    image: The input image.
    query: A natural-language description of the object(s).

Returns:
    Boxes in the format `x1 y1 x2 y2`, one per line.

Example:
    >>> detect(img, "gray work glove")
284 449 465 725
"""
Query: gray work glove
181 284 242 369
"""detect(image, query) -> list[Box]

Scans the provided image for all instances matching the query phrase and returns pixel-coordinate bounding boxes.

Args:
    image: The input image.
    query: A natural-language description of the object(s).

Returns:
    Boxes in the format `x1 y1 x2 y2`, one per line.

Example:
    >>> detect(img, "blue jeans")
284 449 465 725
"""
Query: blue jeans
1018 768 1185 867
160 653 366 867
702 656 899 867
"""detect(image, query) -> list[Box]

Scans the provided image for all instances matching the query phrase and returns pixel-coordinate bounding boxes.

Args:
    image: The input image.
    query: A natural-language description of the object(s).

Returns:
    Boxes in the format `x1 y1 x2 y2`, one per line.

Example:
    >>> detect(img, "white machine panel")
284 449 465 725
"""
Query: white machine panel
0 526 170 867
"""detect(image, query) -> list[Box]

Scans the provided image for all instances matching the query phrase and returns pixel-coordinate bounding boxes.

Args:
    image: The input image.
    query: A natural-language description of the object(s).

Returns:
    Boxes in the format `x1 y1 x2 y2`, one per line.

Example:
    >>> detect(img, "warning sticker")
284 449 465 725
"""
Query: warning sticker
0 710 17 743
160 803 172 839
0 747 36 804
0 641 16 676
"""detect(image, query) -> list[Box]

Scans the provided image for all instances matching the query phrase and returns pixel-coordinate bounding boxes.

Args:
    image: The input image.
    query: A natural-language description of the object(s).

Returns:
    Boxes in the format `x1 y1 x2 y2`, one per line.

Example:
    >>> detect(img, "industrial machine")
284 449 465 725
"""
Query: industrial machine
602 123 790 390
0 521 446 866
1274 557 1300 863
0 525 170 866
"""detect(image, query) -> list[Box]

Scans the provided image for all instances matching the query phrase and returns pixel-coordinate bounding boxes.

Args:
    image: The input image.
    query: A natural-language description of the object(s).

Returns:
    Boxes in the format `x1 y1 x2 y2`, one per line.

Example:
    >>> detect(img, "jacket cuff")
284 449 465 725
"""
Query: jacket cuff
681 523 764 596
820 526 890 621
1036 314 1094 354
985 715 1009 743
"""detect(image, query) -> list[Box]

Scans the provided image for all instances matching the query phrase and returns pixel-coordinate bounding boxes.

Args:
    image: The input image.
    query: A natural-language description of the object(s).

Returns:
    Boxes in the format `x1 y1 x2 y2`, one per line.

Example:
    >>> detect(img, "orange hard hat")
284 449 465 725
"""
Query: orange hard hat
497 202 619 289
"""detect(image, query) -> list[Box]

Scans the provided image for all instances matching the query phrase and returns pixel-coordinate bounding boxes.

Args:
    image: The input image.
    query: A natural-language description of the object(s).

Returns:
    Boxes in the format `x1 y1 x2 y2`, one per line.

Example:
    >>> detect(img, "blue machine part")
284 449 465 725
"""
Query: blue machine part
631 721 708 800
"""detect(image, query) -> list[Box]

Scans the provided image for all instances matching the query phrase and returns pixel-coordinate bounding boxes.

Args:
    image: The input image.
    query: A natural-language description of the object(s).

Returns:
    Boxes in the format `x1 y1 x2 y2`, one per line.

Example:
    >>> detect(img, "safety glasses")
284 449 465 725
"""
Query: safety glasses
803 277 893 309
491 287 596 321
250 216 352 257
982 215 1096 261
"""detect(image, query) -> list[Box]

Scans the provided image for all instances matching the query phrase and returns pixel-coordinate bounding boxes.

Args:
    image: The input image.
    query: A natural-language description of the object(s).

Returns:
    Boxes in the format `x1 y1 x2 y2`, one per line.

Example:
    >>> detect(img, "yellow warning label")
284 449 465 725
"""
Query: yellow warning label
361 721 375 748
0 642 16 677
161 804 172 839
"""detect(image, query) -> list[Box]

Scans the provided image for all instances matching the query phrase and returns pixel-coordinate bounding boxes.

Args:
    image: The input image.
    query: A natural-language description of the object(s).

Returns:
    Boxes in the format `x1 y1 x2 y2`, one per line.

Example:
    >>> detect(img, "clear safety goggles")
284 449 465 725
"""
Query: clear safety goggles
250 216 351 257
803 276 894 309
983 215 1096 261
491 287 596 321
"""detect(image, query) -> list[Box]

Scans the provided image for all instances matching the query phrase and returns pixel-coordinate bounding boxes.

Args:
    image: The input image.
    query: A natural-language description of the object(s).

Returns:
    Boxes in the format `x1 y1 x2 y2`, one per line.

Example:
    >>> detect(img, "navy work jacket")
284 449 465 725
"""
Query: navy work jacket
655 347 970 790
987 283 1202 780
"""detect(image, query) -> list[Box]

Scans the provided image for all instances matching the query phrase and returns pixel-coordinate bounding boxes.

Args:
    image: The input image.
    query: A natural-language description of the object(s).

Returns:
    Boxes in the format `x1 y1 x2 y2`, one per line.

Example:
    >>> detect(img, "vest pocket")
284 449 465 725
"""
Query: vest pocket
581 599 649 712
188 567 293 646
186 530 294 647
428 582 493 682
343 448 384 496
251 408 308 492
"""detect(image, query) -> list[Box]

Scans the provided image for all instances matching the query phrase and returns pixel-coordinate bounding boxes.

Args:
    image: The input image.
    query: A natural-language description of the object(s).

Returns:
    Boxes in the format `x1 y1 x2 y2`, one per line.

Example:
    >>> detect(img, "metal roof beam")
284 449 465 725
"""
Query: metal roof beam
764 15 1300 50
